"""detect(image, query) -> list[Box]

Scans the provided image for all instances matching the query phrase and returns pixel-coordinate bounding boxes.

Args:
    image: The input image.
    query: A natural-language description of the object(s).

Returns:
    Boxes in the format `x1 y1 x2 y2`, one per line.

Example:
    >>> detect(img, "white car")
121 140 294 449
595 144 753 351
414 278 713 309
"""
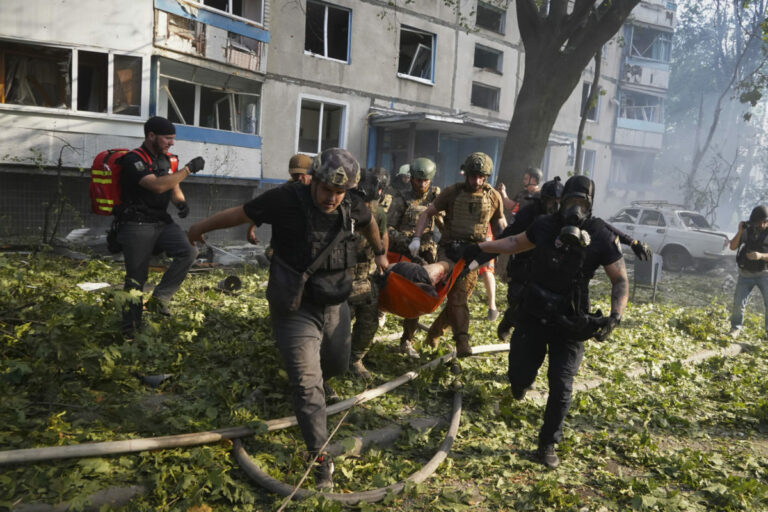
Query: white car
608 201 732 272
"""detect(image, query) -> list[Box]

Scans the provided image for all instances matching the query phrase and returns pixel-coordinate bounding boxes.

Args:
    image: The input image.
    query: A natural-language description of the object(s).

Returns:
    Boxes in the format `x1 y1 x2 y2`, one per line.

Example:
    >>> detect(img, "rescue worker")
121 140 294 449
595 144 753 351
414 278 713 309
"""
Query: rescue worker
116 116 203 334
498 166 542 216
392 163 411 194
387 157 442 357
472 175 629 468
411 152 506 357
247 153 312 244
371 167 393 213
187 148 388 489
496 177 651 340
728 205 768 338
348 168 390 379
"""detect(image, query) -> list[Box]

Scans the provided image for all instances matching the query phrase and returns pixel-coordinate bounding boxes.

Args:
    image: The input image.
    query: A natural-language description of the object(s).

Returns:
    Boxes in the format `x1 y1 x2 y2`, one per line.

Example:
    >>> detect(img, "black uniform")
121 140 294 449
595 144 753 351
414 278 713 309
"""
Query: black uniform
116 144 197 331
243 181 372 453
509 214 622 448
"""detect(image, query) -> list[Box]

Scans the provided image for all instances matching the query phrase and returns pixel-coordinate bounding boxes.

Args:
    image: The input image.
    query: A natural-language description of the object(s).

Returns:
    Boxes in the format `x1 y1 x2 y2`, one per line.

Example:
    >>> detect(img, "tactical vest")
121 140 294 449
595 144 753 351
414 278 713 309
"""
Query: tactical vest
297 187 357 304
737 227 768 272
445 183 496 243
352 206 379 281
401 186 440 233
379 193 393 213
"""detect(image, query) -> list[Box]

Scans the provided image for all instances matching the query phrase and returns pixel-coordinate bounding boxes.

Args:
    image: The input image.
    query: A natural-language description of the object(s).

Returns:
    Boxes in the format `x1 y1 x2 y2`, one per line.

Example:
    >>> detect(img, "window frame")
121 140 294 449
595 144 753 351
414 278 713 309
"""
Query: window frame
0 39 146 119
304 0 352 64
295 94 349 155
396 25 436 85
581 148 597 177
470 81 500 111
473 44 503 74
196 0 265 26
639 209 666 227
159 74 261 135
475 1 506 34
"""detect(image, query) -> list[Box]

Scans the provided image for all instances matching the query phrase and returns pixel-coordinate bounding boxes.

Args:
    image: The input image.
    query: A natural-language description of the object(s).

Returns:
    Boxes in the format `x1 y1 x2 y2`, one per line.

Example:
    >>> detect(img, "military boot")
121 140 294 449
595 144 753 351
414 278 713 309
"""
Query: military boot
399 340 420 359
537 443 559 469
313 452 335 490
350 359 372 380
455 337 472 358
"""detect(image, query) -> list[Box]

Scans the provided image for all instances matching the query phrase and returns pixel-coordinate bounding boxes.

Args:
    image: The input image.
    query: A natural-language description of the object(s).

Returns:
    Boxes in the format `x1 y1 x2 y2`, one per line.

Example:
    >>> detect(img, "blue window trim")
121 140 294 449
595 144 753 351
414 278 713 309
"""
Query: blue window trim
155 0 270 43
175 125 262 148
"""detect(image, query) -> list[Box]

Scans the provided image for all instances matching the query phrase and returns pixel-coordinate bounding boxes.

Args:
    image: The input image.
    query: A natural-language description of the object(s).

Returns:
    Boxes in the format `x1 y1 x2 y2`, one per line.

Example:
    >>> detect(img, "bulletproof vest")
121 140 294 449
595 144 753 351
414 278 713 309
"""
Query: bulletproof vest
444 183 495 243
300 191 357 272
401 186 440 233
737 227 768 272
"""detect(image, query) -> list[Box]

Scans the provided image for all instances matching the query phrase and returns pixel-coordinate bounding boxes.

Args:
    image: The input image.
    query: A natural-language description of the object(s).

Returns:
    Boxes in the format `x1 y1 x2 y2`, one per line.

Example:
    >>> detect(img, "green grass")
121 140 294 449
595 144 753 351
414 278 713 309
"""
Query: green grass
1 253 767 511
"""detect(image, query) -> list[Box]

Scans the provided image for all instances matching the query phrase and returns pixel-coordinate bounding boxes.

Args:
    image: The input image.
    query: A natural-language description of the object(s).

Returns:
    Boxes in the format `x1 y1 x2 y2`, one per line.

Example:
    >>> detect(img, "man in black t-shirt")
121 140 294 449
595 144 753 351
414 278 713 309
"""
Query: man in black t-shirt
474 176 629 469
188 148 387 490
116 116 204 334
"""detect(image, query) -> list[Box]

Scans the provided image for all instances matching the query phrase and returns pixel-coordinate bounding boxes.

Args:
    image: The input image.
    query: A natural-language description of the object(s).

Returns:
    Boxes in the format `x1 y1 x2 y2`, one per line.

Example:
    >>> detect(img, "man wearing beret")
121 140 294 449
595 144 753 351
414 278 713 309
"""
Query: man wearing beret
115 116 204 335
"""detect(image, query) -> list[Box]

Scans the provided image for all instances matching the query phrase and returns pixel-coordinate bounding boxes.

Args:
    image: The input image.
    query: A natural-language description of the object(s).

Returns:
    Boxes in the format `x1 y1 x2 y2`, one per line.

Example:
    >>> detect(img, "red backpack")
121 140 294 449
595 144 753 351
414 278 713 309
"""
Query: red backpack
89 148 178 215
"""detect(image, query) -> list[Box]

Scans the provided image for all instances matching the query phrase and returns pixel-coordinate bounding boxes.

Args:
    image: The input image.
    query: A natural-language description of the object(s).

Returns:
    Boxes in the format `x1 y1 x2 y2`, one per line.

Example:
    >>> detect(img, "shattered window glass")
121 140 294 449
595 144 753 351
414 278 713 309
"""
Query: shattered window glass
1 41 71 108
398 27 434 81
113 55 141 116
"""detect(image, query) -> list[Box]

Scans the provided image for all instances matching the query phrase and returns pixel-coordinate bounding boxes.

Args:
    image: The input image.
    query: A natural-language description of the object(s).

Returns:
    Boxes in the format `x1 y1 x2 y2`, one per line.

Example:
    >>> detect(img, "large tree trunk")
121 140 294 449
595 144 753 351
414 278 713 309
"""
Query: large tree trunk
497 0 641 190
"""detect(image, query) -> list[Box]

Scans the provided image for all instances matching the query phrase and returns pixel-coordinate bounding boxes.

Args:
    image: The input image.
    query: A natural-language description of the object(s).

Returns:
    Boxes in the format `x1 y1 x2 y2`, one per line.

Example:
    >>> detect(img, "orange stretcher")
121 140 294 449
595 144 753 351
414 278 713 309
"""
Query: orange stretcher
378 252 466 319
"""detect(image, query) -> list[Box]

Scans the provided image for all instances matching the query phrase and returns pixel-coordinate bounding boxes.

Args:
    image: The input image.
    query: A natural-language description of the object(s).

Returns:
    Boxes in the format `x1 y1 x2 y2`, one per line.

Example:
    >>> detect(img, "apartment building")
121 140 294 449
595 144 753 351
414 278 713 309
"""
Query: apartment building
0 0 675 240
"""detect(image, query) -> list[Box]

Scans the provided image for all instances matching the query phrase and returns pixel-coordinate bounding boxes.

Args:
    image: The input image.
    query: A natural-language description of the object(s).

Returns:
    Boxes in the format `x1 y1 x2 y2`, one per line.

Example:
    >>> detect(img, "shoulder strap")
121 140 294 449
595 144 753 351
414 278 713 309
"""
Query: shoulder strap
132 148 153 167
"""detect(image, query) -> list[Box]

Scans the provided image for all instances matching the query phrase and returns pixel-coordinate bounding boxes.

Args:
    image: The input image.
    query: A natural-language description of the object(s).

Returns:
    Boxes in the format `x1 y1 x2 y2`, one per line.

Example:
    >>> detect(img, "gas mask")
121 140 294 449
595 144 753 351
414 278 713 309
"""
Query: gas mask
558 225 591 248
561 203 589 227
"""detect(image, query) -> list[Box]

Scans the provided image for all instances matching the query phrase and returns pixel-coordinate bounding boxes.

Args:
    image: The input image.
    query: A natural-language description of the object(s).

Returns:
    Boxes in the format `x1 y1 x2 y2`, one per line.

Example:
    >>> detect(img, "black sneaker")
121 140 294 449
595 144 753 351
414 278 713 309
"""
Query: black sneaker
145 297 171 316
537 443 559 468
314 453 334 490
512 385 533 401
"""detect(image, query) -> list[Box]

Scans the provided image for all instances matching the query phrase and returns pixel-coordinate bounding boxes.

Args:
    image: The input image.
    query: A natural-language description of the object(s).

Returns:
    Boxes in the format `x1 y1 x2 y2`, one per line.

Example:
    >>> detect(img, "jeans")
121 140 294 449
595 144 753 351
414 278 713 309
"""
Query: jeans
118 221 198 330
270 300 351 452
507 322 585 447
730 273 768 330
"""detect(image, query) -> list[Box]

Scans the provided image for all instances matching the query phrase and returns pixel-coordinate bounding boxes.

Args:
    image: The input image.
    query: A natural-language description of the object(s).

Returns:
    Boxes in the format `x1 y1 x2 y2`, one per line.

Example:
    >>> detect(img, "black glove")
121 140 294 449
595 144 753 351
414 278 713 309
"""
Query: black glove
593 312 621 341
462 243 483 263
176 201 190 219
185 156 205 174
631 240 652 261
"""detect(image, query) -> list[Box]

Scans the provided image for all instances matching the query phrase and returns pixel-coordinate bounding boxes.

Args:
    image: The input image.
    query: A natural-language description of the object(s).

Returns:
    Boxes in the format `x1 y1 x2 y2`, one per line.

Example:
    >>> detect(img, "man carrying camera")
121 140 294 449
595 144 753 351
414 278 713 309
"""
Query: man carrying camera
728 205 768 338
469 175 628 468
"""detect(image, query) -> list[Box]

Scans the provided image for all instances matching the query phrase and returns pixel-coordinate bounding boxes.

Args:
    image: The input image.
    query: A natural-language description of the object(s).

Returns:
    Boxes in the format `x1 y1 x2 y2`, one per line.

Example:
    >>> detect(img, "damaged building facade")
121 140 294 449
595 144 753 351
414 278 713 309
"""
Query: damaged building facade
0 0 674 241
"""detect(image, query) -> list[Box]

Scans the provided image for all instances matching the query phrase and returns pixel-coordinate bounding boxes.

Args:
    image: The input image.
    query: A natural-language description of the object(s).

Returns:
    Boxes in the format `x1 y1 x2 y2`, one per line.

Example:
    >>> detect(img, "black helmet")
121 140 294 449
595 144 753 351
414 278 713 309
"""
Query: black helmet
358 168 388 202
540 176 563 200
524 167 543 183
749 205 768 223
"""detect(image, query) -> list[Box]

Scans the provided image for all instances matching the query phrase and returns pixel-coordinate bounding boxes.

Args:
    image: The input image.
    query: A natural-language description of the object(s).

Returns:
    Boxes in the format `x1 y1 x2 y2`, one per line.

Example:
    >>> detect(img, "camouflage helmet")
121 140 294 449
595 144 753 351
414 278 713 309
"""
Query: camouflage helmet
309 148 361 190
461 152 493 176
410 157 436 180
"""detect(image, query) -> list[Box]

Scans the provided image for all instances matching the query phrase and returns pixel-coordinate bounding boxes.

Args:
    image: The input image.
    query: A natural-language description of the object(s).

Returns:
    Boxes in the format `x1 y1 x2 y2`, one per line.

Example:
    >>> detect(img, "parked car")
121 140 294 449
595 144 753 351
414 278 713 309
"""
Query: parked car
608 201 731 272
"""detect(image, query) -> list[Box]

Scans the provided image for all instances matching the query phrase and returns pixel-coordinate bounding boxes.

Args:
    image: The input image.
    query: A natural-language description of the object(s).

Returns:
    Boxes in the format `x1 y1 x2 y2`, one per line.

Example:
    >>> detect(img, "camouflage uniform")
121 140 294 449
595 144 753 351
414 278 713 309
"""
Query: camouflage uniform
348 200 387 364
424 153 504 355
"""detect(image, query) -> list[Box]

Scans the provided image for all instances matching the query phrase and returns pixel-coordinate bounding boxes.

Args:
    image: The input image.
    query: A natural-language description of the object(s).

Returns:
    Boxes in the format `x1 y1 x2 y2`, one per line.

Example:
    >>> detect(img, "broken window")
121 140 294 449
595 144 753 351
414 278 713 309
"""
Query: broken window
298 99 345 153
471 82 500 111
203 0 264 24
609 151 654 186
474 44 502 73
476 2 505 34
1 40 142 116
77 51 107 113
163 78 260 134
113 55 142 116
627 25 671 63
304 1 351 62
619 89 664 123
1 41 71 108
398 27 434 81
580 82 600 121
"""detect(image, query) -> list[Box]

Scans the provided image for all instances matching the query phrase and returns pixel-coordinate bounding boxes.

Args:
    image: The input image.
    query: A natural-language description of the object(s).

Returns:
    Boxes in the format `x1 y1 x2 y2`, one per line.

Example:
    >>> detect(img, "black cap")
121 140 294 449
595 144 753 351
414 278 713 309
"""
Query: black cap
144 116 176 136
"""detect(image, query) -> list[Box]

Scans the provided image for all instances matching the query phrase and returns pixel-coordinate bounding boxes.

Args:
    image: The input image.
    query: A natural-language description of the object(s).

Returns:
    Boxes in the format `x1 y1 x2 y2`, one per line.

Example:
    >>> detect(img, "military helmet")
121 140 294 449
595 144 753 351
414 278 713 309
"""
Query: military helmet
410 157 436 180
370 166 390 190
461 152 493 176
750 205 768 222
309 148 361 190
524 167 543 183
561 175 595 207
397 164 411 177
358 168 384 202
540 176 563 200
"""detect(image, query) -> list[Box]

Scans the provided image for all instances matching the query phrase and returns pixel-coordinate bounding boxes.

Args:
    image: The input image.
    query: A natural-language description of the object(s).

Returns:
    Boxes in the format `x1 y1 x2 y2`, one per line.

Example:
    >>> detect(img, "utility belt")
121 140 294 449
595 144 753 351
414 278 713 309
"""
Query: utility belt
115 203 171 224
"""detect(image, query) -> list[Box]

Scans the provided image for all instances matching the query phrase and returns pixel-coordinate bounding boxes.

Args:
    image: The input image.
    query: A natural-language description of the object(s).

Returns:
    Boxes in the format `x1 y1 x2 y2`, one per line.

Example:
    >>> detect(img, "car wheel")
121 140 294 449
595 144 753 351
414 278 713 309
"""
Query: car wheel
661 246 690 272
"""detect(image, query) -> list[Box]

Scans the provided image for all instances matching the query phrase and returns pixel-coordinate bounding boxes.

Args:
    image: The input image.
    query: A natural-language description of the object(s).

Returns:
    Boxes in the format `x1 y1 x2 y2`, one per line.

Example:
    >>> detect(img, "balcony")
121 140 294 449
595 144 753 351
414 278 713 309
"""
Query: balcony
630 0 676 30
153 0 269 74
